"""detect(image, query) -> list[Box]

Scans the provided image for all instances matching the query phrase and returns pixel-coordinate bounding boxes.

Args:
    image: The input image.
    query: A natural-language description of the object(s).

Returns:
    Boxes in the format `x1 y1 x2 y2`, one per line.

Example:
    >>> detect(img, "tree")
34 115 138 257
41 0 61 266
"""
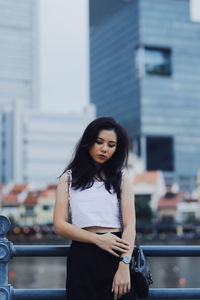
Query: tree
135 194 153 222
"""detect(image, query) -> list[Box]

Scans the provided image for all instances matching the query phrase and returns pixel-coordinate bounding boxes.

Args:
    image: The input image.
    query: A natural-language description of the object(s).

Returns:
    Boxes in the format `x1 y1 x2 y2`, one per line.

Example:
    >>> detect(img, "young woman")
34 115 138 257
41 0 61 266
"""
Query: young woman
54 117 136 300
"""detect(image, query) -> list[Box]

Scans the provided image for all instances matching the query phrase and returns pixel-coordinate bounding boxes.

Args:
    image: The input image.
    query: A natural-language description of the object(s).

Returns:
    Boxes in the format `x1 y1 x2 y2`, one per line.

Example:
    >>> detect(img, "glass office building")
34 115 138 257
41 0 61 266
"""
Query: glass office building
0 0 38 183
0 0 38 108
89 0 200 190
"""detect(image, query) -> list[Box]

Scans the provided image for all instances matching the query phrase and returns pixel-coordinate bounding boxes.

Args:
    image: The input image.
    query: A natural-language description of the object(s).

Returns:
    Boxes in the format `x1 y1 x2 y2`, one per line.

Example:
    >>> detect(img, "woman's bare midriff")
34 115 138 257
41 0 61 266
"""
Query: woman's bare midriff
83 226 121 233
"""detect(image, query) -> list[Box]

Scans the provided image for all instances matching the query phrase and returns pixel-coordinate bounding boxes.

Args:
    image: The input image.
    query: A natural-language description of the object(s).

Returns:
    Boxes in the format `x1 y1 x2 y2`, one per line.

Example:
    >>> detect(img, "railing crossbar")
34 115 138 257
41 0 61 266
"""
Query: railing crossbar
11 288 200 299
12 245 200 257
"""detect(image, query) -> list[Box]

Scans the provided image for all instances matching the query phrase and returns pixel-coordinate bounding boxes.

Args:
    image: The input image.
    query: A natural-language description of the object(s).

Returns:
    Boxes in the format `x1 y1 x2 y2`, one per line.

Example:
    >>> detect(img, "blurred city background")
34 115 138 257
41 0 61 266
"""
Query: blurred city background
1 0 200 292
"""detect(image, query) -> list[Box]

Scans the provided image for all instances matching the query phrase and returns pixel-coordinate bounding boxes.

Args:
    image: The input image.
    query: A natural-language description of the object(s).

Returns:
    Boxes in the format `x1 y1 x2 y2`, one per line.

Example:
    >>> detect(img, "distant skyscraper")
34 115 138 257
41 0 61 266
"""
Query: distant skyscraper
0 0 38 108
0 1 38 184
89 0 200 190
1 101 96 185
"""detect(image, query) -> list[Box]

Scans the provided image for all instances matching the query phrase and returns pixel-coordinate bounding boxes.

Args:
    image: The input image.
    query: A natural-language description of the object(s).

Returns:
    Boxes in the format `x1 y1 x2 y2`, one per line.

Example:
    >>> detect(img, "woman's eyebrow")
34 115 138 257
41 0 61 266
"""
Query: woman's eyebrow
97 136 117 143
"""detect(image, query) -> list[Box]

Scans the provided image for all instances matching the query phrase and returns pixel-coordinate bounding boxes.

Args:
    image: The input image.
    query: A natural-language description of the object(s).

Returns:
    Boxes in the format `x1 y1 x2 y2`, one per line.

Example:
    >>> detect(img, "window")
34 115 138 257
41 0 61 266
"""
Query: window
144 47 171 76
132 136 141 156
43 205 50 211
190 0 200 22
26 206 33 211
136 46 172 77
146 136 174 171
182 212 196 223
161 215 175 223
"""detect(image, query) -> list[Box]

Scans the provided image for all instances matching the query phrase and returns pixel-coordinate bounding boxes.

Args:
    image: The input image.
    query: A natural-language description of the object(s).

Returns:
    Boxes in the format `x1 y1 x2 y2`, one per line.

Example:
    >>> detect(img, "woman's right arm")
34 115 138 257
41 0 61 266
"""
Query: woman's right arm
53 174 130 256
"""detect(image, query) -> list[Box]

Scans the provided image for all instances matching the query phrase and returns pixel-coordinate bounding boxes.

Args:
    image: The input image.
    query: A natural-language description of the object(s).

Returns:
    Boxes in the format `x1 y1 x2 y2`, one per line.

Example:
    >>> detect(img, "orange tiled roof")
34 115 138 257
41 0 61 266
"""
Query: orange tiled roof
2 183 28 203
133 171 160 185
2 194 18 201
47 184 57 190
11 184 28 194
2 194 20 206
39 189 55 197
24 191 40 205
158 192 182 209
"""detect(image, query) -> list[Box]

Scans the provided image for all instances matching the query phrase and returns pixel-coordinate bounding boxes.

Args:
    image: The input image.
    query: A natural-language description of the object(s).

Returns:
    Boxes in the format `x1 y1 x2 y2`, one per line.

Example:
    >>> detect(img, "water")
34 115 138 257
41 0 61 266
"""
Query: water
9 256 66 288
8 240 200 290
8 255 200 289
149 256 200 288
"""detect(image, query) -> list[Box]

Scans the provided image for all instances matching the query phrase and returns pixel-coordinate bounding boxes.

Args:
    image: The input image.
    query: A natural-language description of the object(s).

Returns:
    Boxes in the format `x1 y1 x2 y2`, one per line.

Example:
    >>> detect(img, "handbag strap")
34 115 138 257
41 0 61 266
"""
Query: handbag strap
117 195 123 230
117 172 124 230
65 169 72 200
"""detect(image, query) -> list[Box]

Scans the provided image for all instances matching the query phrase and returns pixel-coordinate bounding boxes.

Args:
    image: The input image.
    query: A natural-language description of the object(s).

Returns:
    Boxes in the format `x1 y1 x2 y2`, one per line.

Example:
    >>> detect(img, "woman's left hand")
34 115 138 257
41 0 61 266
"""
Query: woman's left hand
112 263 131 300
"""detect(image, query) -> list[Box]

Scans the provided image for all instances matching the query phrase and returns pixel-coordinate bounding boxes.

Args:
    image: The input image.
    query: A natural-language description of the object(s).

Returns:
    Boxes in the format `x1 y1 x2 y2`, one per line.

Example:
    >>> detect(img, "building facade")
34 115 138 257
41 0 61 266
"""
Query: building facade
0 0 38 184
0 0 38 108
0 101 95 185
21 105 95 184
0 105 13 183
90 0 200 190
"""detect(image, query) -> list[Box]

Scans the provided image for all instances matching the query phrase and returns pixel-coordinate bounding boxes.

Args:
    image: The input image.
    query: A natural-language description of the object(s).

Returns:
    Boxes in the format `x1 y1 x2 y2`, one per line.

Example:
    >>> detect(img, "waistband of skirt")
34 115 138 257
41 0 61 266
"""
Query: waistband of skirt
95 231 122 236
71 231 122 247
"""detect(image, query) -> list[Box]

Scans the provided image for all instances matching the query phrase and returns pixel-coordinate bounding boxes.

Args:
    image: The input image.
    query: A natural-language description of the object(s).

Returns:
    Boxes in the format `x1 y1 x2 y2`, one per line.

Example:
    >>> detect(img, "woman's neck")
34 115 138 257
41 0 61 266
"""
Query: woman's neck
94 169 105 182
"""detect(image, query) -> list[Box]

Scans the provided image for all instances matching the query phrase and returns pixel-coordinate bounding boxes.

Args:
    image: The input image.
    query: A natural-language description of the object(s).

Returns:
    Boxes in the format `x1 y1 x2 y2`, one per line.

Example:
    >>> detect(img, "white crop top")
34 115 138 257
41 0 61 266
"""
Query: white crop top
65 171 121 229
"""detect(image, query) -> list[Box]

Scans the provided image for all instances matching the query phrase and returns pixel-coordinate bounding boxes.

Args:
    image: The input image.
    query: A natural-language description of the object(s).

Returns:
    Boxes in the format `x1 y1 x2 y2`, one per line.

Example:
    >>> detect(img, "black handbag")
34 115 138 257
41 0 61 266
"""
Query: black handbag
130 245 153 298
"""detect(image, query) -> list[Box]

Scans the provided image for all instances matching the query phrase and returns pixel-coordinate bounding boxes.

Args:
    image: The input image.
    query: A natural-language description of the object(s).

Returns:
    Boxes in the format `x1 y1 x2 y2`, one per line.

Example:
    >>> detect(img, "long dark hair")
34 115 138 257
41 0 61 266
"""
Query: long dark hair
60 117 130 198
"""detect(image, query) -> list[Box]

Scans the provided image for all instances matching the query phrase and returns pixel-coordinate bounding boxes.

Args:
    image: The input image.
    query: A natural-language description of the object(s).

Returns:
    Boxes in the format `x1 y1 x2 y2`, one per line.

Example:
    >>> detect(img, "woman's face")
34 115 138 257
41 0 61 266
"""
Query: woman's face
89 129 117 164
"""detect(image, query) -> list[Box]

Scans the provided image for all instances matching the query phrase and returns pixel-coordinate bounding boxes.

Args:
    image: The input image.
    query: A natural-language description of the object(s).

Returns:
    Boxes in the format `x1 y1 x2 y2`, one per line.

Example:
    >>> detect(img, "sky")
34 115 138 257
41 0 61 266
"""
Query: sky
39 0 89 113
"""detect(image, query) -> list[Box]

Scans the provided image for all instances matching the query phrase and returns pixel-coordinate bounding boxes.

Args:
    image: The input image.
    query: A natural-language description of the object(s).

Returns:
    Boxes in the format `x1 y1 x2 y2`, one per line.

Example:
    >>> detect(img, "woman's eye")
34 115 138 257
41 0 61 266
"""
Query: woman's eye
95 140 116 147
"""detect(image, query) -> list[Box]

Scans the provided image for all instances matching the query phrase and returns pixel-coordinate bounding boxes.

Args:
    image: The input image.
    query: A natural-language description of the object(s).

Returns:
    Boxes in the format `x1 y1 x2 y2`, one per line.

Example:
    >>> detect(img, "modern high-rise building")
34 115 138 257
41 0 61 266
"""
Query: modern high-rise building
0 101 96 185
89 0 200 190
0 0 38 108
0 1 38 184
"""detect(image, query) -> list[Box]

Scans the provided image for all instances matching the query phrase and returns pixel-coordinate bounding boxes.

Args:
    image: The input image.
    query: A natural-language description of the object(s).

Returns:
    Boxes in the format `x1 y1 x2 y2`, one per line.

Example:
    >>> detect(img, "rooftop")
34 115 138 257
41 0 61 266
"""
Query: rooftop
23 191 40 205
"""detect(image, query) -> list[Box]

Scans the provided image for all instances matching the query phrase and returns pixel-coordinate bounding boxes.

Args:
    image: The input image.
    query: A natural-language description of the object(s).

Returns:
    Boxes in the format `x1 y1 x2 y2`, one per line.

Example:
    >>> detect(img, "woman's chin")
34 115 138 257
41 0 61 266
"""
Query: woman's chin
94 158 106 165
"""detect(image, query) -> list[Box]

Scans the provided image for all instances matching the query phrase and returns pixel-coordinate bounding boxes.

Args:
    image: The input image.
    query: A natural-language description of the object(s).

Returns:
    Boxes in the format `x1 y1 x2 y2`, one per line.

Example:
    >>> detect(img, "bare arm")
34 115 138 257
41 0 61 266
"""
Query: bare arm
120 171 136 258
53 174 130 255
112 171 136 299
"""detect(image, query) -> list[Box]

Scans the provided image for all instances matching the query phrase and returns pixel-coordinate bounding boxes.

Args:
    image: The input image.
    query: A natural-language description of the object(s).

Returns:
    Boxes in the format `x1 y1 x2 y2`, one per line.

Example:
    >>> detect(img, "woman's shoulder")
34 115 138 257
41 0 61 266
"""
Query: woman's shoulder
121 169 132 185
121 168 128 178
59 170 72 183
58 170 72 195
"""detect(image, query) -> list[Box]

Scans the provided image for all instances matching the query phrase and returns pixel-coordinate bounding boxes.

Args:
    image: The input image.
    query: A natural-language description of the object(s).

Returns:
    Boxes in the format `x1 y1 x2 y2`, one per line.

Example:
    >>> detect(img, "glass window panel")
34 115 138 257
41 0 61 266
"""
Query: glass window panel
146 136 174 171
144 47 171 76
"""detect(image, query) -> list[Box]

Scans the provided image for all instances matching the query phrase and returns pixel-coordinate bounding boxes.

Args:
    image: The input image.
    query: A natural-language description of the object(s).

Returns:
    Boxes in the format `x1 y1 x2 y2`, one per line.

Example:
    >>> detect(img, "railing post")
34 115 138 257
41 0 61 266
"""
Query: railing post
0 215 13 300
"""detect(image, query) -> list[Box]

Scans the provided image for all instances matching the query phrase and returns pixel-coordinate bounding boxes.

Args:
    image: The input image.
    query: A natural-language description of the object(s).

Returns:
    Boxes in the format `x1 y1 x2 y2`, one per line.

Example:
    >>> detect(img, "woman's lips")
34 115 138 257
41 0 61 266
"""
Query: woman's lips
97 154 106 159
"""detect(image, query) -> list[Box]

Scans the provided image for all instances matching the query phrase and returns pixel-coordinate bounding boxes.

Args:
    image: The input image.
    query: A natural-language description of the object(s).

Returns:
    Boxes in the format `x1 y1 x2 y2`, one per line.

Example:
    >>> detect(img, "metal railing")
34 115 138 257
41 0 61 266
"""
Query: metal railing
1 215 200 299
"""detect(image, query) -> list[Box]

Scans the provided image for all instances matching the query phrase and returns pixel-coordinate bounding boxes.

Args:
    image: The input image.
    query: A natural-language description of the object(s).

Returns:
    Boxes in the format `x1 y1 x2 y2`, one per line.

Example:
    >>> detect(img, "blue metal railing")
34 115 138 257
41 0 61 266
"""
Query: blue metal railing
1 215 200 299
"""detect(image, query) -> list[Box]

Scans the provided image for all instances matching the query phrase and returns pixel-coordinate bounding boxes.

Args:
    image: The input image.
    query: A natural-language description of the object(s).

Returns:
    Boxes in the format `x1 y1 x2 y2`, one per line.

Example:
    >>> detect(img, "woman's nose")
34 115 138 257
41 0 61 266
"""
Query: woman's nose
101 143 107 152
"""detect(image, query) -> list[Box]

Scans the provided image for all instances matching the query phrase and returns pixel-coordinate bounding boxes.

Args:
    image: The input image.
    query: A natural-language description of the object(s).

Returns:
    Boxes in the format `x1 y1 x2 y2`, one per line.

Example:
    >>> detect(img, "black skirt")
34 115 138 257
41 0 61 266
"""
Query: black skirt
66 232 136 300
